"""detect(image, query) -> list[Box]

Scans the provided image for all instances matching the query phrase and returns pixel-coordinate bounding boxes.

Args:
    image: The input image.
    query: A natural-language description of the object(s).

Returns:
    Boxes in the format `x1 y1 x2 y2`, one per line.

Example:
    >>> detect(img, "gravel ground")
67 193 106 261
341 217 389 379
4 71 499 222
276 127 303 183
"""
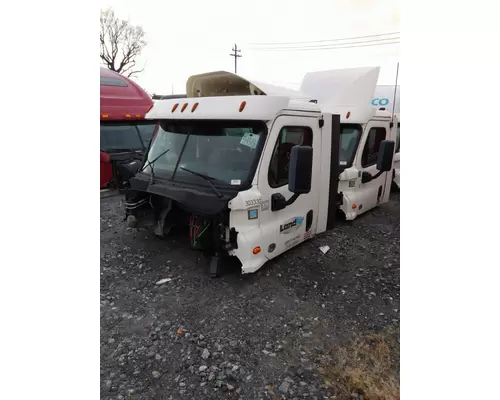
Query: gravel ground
100 192 400 400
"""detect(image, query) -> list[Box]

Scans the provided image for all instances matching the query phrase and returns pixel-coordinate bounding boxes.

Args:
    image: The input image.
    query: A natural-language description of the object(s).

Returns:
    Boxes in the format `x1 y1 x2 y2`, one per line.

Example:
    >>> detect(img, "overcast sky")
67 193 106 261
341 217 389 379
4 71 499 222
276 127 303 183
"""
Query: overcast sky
100 0 400 94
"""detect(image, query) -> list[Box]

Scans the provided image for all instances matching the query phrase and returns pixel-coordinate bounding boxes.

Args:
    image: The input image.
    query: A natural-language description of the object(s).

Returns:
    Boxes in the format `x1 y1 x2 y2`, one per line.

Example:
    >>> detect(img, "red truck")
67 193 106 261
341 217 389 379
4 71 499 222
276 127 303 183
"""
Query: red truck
100 67 156 189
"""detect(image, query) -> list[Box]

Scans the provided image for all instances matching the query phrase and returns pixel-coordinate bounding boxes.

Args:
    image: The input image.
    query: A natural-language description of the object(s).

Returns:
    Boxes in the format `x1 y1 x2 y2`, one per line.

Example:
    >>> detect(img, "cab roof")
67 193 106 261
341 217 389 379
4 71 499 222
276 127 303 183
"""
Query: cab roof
147 67 386 124
100 67 153 120
146 95 304 121
146 95 385 124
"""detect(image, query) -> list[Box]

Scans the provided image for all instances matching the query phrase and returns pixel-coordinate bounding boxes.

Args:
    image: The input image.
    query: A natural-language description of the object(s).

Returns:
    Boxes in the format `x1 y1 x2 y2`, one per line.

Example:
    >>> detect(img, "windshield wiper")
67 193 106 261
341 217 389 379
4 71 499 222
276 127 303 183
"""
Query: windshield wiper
142 148 170 184
179 166 223 198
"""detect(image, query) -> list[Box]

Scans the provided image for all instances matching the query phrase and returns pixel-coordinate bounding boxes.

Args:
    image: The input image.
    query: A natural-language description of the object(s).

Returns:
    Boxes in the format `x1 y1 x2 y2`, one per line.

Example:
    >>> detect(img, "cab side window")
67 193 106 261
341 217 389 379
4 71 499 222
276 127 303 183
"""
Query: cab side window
361 127 387 168
268 126 313 188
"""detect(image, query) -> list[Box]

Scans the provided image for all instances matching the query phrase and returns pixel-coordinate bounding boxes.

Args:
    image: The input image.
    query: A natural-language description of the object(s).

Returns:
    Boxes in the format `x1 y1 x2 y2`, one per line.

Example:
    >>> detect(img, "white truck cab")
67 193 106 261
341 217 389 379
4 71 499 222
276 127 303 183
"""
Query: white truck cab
123 67 397 276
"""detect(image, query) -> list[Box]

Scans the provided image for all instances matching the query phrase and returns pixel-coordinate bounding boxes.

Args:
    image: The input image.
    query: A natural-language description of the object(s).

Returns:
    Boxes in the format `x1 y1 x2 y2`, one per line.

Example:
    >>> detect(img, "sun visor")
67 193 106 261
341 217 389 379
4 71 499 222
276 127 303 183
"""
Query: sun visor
186 71 311 100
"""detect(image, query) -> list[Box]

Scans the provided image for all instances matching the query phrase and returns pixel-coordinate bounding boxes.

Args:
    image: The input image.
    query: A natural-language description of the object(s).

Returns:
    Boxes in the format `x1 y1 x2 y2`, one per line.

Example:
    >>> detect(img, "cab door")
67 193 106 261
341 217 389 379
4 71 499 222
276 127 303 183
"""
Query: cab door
257 114 321 258
354 122 392 214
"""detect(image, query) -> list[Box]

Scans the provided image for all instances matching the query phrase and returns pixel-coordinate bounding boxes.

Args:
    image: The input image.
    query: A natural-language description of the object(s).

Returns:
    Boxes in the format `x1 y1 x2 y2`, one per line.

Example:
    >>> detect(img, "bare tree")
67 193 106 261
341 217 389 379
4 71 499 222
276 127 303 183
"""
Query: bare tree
100 8 147 78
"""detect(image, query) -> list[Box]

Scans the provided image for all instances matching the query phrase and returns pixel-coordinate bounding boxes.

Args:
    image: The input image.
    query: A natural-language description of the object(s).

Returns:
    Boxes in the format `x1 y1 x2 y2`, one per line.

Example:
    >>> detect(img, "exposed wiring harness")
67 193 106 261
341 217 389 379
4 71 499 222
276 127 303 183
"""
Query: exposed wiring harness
189 215 211 247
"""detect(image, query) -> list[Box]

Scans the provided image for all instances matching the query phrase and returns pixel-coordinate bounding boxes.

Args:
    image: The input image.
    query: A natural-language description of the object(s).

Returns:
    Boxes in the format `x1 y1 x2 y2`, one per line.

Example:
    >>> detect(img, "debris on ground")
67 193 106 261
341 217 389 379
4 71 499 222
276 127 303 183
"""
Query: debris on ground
319 245 330 254
155 277 173 285
100 192 400 399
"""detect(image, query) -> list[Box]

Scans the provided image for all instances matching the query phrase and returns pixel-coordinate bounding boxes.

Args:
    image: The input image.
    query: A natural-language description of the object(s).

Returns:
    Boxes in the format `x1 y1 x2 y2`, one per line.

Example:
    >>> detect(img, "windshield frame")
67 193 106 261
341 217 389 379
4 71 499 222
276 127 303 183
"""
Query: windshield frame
100 120 158 153
141 119 269 191
339 123 363 169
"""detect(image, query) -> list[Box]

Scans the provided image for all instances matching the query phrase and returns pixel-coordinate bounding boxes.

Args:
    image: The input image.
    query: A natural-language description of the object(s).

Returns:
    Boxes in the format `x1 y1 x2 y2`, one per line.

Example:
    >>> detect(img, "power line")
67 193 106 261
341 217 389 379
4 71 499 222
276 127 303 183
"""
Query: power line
249 41 400 52
229 43 242 73
248 32 400 46
250 36 399 51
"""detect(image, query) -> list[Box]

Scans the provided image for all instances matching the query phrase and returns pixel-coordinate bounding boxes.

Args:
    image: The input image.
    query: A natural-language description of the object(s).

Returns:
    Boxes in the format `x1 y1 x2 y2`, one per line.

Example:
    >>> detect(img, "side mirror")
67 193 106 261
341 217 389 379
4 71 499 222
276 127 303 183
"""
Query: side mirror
377 140 395 172
361 171 373 183
288 145 313 194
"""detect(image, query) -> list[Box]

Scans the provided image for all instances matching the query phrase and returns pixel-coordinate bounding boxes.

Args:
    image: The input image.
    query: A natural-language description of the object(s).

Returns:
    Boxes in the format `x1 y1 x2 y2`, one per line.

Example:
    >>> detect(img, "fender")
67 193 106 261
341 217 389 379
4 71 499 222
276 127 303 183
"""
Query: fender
340 192 358 220
227 187 273 274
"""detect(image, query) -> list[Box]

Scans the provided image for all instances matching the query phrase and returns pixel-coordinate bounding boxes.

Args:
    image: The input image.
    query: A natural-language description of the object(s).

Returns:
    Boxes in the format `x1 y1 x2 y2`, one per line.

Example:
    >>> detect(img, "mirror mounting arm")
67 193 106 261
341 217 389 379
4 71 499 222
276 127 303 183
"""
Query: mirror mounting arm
372 170 384 180
285 193 300 206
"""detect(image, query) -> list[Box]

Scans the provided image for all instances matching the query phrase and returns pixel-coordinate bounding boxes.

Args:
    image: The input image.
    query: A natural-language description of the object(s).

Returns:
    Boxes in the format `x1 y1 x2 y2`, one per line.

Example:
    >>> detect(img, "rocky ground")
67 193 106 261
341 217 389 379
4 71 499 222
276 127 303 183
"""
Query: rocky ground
100 192 400 400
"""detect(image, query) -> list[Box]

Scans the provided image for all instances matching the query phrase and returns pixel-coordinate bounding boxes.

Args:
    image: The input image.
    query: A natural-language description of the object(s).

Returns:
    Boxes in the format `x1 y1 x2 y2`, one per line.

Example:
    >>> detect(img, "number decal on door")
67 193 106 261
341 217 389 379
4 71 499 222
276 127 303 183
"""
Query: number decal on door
245 199 262 208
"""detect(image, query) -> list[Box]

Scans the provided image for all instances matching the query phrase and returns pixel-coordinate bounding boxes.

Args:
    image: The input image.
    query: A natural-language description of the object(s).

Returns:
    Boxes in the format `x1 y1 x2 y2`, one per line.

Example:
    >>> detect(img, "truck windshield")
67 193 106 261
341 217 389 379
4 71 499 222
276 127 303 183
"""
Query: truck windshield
100 121 157 152
142 119 267 186
339 124 362 167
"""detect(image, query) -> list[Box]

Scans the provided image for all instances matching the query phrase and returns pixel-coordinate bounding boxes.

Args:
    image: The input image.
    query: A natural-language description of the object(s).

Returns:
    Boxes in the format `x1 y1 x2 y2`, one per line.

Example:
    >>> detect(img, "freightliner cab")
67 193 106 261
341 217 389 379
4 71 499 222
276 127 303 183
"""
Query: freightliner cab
100 67 156 189
123 67 397 277
149 85 401 188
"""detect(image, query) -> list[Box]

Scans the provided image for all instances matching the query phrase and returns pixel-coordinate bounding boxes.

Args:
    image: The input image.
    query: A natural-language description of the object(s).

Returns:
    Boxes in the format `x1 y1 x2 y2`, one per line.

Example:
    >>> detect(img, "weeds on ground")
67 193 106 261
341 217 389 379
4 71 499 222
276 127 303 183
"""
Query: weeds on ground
319 327 400 400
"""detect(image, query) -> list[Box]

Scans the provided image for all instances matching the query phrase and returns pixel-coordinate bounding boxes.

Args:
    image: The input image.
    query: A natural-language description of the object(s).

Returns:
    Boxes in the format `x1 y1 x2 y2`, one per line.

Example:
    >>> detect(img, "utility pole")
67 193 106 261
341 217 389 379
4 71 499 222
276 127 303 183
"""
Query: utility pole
229 43 242 74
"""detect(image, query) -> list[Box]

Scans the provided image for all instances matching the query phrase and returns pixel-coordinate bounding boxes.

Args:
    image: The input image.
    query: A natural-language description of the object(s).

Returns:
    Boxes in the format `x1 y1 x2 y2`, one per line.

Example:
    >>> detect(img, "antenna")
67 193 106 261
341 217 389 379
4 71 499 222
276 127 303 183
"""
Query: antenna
391 62 399 123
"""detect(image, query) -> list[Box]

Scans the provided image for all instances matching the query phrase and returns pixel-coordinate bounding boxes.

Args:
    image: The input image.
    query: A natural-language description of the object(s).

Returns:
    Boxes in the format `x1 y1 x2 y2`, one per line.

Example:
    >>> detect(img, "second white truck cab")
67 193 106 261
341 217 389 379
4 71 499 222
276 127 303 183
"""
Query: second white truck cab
336 110 398 219
372 84 400 189
122 66 397 276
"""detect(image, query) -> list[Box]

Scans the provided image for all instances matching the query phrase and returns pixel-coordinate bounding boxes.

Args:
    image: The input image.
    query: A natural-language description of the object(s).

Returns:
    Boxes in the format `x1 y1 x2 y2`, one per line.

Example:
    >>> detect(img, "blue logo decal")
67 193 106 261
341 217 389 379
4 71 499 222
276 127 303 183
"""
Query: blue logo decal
280 216 305 234
371 97 390 106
